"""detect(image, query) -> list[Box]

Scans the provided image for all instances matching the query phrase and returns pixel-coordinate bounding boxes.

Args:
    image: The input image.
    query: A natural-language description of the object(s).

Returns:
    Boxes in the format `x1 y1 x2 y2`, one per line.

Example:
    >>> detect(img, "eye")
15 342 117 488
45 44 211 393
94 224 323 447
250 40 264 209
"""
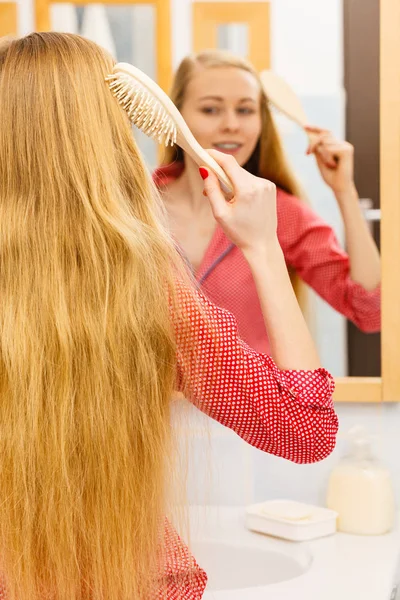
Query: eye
237 107 256 115
200 106 220 115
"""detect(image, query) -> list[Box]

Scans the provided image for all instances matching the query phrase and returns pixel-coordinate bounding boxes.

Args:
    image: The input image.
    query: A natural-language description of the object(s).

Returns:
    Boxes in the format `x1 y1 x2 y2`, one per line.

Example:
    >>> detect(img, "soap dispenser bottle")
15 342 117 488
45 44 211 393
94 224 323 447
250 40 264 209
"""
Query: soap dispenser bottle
326 426 395 535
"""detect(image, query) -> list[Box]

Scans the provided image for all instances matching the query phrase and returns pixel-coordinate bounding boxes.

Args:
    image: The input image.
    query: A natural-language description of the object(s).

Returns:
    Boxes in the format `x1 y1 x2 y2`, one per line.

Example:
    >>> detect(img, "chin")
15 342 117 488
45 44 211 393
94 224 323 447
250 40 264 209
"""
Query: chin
237 154 252 167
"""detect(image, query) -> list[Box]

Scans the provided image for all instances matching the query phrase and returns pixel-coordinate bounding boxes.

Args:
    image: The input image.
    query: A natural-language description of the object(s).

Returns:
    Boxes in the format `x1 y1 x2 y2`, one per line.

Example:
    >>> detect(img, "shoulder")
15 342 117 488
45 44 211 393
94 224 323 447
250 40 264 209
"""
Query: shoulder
276 187 326 227
275 187 337 254
277 187 308 213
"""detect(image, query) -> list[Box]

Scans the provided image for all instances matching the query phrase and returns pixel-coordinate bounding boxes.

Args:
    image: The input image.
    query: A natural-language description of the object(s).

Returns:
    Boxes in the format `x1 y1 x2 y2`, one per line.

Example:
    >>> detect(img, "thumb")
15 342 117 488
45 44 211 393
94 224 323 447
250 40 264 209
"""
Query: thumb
199 167 230 219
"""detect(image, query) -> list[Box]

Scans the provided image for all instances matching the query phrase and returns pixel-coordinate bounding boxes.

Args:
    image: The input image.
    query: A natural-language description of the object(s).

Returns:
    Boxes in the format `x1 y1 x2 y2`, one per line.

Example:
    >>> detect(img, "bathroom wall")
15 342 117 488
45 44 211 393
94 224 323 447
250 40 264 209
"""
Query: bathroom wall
187 402 400 509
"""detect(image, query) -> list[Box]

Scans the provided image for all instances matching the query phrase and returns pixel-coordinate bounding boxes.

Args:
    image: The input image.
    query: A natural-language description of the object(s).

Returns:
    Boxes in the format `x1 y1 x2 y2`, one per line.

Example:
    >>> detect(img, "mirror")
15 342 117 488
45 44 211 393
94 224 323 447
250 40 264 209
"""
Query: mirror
217 23 249 57
0 3 17 37
193 1 381 382
31 0 400 400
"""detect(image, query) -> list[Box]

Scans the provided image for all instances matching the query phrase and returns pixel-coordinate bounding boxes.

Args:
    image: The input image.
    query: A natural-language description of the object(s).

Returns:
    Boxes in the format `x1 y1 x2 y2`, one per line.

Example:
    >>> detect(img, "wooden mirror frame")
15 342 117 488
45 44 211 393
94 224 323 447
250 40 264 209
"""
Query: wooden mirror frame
0 2 18 36
335 0 400 403
34 0 400 402
193 2 270 71
35 0 172 92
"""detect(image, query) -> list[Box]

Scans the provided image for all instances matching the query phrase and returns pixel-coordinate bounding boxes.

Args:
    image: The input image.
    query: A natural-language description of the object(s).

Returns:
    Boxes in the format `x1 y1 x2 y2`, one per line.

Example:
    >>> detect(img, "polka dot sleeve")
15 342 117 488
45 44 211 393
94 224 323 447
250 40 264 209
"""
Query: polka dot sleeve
156 520 207 600
278 190 380 332
173 283 339 465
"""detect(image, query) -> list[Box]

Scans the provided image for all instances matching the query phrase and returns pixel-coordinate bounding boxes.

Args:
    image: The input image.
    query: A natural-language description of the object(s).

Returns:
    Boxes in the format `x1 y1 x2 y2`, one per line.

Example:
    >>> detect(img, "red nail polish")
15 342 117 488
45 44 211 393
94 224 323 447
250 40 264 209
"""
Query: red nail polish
199 167 209 180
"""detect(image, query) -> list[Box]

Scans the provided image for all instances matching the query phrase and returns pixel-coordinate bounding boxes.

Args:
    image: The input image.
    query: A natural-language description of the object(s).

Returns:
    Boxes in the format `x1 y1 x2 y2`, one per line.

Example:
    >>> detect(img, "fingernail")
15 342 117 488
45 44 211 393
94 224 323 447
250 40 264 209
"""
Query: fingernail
199 167 209 180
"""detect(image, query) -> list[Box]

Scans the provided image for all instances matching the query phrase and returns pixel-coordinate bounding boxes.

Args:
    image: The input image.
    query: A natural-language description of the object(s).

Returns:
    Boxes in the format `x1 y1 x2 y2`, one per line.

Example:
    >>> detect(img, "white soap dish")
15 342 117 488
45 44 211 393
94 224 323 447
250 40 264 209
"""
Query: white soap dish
245 499 338 541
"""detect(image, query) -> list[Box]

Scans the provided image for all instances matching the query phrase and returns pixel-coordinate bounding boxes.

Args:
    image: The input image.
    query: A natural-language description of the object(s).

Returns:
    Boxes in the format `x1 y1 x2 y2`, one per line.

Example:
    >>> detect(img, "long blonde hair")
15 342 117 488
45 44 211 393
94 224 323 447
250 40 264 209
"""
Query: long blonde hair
0 32 191 600
163 49 303 198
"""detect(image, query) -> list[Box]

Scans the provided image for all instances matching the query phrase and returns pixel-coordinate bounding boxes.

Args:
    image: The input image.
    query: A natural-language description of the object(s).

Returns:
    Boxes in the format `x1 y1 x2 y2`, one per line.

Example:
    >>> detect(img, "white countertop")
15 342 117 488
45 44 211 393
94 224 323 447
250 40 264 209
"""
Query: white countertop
189 506 400 600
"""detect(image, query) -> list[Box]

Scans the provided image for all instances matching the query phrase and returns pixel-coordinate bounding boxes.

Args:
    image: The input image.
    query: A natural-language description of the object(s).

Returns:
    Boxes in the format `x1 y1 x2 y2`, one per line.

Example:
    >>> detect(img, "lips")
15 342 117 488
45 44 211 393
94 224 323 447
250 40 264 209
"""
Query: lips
213 143 243 150
212 143 243 155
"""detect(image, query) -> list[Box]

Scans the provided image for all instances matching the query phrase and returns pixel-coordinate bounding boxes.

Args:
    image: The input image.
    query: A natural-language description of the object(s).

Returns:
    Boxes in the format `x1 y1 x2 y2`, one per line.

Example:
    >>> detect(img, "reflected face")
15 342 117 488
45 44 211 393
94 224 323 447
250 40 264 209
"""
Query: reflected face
180 67 262 167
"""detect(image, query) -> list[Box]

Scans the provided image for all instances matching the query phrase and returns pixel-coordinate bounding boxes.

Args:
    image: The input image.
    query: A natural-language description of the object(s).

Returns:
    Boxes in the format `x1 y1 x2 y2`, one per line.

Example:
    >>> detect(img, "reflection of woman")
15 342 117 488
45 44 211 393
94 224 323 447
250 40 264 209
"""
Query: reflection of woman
0 34 338 600
154 50 381 355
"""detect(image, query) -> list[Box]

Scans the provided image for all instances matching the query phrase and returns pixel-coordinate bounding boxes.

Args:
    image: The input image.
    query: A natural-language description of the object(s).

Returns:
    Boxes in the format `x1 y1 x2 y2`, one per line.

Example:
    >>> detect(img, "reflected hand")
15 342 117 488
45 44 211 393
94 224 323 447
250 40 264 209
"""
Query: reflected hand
199 149 277 253
305 125 355 195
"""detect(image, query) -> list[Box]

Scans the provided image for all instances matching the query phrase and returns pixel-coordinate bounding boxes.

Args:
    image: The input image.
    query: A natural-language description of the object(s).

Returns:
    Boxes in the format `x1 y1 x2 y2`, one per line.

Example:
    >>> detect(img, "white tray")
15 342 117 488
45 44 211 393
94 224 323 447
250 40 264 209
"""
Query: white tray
245 499 338 541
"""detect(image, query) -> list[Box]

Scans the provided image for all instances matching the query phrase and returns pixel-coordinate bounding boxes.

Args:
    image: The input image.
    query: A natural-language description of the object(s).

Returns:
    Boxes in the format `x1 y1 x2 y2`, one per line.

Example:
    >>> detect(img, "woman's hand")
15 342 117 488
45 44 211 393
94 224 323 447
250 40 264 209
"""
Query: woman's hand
199 152 321 371
305 125 355 195
306 126 380 290
199 149 278 254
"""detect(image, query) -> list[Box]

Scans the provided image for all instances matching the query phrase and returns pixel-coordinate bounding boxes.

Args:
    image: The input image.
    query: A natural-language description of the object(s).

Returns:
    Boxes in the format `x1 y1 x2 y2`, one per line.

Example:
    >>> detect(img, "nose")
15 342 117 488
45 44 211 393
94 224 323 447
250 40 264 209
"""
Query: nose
221 109 240 132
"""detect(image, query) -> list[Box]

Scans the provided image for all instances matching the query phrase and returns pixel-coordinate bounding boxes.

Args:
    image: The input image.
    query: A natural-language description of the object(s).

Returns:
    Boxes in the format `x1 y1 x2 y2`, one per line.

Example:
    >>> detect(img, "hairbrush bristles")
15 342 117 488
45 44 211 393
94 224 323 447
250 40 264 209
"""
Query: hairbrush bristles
107 73 177 146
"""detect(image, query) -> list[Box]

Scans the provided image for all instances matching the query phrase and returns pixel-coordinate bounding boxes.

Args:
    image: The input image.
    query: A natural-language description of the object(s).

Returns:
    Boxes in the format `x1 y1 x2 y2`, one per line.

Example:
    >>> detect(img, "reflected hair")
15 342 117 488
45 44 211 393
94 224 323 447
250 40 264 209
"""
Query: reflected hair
163 48 304 198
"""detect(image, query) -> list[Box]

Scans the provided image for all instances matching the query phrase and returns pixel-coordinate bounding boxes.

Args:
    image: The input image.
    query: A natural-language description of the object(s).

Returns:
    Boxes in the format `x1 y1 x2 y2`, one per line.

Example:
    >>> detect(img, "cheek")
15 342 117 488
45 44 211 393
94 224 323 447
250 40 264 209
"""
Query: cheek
237 119 262 166
245 117 262 147
189 118 217 145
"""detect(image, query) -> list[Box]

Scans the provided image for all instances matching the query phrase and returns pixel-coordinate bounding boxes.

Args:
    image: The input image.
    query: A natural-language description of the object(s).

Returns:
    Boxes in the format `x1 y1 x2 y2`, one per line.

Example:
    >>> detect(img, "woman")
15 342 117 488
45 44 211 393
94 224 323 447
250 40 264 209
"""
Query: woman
155 49 380 355
0 33 337 600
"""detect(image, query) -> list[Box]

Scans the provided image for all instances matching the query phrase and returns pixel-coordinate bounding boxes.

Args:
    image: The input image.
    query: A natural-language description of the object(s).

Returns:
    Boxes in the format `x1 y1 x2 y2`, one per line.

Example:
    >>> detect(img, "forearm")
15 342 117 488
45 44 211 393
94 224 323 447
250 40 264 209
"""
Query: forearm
243 241 321 371
336 185 380 290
